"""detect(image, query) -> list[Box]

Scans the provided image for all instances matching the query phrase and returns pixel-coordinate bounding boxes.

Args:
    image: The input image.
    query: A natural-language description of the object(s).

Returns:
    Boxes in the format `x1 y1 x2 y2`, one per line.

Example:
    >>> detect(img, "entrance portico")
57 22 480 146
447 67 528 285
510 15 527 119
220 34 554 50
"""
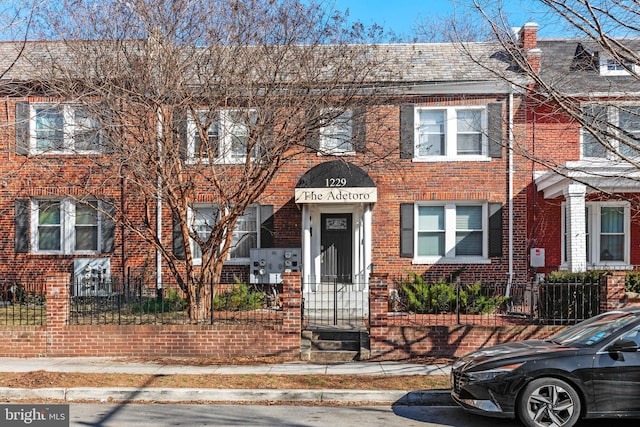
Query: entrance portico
295 161 377 290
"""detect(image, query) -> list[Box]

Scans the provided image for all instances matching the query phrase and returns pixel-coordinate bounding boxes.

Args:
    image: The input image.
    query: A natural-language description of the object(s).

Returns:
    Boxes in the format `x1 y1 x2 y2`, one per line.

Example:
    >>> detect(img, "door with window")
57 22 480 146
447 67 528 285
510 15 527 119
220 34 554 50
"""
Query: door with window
320 213 352 282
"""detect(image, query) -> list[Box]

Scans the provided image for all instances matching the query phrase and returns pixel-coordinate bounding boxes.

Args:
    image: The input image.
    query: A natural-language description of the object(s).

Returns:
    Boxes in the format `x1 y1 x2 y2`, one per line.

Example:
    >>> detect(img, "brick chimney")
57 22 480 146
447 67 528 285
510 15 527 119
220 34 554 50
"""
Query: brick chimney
519 22 538 50
519 22 541 73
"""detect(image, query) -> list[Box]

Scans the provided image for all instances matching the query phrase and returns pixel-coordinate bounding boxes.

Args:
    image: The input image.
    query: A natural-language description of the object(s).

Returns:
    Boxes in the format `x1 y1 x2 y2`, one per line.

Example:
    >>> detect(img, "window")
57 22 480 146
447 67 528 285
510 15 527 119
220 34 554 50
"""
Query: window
187 109 257 163
415 203 486 261
562 202 629 266
599 57 636 76
26 104 103 154
190 205 259 265
415 107 486 160
319 110 354 154
31 199 107 254
582 104 640 159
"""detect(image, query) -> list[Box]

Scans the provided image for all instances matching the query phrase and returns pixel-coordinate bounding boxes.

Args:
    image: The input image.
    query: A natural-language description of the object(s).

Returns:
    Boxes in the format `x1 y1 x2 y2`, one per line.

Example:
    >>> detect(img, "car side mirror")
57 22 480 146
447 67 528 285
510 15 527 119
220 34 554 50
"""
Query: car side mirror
608 339 639 353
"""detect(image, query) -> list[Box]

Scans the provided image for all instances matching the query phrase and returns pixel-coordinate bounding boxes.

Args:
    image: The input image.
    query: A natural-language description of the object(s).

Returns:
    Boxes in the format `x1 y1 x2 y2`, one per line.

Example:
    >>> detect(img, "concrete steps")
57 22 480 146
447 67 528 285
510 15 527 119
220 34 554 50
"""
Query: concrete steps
301 328 370 362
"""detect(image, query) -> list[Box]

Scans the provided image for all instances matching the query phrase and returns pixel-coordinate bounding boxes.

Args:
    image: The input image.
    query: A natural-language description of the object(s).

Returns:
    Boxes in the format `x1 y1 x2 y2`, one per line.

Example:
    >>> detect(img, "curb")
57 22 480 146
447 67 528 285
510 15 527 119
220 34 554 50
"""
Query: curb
0 387 455 405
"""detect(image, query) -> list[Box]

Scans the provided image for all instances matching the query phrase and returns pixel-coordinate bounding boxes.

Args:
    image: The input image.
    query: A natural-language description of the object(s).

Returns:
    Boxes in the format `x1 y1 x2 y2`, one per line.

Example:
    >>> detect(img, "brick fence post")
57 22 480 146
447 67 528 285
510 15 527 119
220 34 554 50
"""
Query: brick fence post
281 272 302 332
46 273 71 355
368 273 389 358
600 271 626 312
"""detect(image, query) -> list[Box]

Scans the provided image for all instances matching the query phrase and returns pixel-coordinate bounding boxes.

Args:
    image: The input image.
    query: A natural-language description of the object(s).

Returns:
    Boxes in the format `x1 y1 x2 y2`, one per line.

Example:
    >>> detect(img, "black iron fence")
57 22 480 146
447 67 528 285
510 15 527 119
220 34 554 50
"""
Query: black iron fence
0 281 46 326
389 275 601 326
302 278 368 327
69 273 283 326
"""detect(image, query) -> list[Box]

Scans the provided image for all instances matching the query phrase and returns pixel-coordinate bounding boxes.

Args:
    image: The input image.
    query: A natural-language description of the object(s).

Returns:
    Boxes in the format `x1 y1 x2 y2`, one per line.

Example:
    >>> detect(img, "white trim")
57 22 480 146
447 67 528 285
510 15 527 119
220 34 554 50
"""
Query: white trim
189 204 260 266
31 199 102 255
28 103 104 155
186 108 257 164
413 105 489 161
301 203 370 290
412 201 489 265
561 200 631 268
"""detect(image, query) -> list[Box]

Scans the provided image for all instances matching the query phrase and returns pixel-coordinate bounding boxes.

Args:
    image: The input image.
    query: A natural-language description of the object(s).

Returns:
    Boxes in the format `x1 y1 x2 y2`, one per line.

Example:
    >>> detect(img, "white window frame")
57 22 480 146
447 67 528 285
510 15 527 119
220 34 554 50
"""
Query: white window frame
561 201 630 268
582 103 640 160
31 199 103 255
599 57 637 76
29 103 103 154
187 109 258 164
413 106 488 162
413 201 489 264
318 109 355 156
189 204 260 266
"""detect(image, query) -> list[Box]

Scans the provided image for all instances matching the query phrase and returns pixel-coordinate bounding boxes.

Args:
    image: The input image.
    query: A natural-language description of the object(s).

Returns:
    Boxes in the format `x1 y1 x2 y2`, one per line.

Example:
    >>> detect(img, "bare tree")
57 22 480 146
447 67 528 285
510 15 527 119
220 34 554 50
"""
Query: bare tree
22 0 392 322
418 1 640 201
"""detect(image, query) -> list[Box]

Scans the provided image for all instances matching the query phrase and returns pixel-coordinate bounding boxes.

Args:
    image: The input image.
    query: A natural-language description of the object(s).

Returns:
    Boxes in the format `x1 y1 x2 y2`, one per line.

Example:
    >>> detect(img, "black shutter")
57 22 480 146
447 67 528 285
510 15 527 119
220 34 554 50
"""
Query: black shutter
400 203 414 257
487 103 504 158
15 199 30 253
100 200 116 253
352 107 366 153
305 107 320 152
259 204 274 248
15 102 29 155
174 109 188 160
400 105 414 159
173 214 186 260
488 203 503 257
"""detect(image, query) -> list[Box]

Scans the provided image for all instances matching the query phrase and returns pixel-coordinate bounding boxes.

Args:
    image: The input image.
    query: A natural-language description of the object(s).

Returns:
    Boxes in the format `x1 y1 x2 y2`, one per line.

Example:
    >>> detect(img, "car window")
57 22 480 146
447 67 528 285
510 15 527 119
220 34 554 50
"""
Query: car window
621 326 640 347
549 312 640 347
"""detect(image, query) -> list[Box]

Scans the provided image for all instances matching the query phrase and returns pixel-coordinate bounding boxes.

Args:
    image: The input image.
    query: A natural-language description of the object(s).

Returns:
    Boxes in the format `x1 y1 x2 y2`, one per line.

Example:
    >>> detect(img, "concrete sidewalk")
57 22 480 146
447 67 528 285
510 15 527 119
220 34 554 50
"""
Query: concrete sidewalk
0 357 454 405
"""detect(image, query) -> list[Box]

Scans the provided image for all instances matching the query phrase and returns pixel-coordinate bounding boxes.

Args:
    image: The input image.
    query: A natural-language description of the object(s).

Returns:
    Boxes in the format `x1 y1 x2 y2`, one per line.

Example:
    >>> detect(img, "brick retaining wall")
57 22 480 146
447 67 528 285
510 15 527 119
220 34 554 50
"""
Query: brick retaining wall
0 271 630 359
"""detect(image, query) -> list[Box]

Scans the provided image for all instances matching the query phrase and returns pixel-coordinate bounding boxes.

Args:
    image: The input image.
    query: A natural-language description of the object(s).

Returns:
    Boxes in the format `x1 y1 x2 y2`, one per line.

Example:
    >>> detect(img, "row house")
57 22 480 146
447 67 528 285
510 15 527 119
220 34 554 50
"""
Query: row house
0 23 638 316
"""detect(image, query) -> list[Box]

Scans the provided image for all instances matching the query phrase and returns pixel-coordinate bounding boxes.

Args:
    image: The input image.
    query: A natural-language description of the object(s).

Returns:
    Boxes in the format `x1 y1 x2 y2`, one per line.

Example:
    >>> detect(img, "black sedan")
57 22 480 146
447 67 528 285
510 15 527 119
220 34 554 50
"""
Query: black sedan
451 306 640 427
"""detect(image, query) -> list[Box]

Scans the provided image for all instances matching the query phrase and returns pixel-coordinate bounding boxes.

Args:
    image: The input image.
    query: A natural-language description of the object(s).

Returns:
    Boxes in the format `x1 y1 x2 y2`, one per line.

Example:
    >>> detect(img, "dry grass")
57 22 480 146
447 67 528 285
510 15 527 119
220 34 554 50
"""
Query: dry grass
0 371 450 391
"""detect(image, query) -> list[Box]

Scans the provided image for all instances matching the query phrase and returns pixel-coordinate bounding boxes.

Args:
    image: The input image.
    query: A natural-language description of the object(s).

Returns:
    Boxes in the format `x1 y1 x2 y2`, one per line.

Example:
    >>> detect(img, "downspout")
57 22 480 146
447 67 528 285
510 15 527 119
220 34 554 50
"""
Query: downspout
506 85 515 297
156 108 163 291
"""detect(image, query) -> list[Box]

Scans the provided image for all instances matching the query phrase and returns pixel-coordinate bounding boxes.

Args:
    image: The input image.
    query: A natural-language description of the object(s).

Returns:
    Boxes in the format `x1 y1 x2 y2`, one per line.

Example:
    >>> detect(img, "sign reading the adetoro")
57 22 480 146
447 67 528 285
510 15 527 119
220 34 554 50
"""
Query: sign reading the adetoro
295 160 378 204
295 187 377 204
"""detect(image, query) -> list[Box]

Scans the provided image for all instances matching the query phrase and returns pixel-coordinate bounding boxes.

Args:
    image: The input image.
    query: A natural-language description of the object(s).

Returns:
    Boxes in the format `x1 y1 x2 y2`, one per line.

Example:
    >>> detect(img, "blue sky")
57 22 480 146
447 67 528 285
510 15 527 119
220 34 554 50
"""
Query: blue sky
331 0 563 39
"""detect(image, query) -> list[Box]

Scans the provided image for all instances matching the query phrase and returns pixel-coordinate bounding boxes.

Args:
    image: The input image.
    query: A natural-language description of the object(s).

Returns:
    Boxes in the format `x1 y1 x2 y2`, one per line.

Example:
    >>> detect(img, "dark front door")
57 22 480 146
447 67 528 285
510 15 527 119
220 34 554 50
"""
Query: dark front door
320 213 352 282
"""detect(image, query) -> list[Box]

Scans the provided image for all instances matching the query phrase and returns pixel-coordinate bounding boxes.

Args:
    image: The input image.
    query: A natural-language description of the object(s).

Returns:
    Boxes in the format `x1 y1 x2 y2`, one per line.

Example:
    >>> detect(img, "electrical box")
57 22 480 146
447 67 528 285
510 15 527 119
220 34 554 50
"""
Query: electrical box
73 258 112 297
249 248 301 284
530 248 545 268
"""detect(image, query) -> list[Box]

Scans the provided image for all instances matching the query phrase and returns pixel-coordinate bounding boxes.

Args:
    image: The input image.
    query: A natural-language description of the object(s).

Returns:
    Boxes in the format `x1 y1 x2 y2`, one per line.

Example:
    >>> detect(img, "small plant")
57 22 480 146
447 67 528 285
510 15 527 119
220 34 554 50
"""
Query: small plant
397 272 508 315
213 282 264 311
626 271 640 294
132 286 186 314
461 283 508 315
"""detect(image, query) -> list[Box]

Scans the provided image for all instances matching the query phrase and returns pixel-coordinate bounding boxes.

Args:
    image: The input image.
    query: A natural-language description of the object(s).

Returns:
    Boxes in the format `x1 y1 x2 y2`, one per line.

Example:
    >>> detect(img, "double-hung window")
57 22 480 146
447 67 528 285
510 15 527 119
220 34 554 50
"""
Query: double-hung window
25 103 103 154
32 199 104 254
415 107 486 160
582 104 640 159
187 109 257 164
599 57 636 76
190 205 259 265
319 109 354 154
415 202 486 261
562 202 629 266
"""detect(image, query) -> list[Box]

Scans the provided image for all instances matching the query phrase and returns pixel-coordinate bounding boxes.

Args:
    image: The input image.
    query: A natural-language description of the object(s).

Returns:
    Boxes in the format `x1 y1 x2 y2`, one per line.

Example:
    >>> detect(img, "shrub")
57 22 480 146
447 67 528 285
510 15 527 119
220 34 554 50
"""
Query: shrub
398 272 505 315
213 282 264 311
132 286 186 314
626 271 640 293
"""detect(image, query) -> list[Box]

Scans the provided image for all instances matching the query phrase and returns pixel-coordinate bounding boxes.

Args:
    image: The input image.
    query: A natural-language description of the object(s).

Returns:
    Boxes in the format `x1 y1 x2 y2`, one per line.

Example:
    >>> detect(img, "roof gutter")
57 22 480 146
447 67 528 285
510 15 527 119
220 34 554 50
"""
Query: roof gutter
506 85 515 297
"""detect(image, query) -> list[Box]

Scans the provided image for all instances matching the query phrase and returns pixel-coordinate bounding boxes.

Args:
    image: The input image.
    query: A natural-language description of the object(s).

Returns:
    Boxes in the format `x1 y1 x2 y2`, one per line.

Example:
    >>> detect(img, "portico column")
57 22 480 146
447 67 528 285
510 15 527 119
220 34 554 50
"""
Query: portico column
564 183 587 272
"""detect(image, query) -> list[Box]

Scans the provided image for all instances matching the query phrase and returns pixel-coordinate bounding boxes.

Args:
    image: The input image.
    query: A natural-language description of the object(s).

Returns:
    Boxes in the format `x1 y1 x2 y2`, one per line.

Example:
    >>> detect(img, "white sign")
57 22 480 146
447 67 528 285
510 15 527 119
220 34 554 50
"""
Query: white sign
295 187 377 204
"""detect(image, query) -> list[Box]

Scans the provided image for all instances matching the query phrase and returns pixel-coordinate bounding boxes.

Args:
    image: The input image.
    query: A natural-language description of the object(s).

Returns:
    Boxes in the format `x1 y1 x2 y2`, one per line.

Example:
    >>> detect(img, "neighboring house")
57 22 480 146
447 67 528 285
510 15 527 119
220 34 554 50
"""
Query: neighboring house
0 22 638 306
530 27 640 275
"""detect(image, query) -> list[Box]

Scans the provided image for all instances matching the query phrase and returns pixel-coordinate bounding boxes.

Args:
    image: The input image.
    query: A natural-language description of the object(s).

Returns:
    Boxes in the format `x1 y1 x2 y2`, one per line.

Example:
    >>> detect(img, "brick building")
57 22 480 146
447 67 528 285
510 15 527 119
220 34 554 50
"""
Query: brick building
1 22 639 326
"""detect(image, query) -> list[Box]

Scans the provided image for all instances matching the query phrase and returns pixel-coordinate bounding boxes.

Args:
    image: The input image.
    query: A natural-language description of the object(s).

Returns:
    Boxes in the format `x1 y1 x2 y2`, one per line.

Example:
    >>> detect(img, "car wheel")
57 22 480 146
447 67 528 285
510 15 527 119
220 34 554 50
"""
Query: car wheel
517 377 581 427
